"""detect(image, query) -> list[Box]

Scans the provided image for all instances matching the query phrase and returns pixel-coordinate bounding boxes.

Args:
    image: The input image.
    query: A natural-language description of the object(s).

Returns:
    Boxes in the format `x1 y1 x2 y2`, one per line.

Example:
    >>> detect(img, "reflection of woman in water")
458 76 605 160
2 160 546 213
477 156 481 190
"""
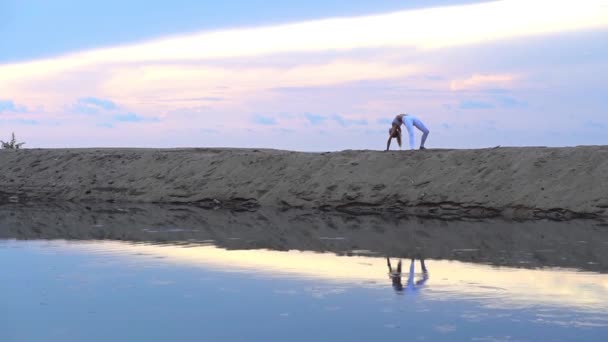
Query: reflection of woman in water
387 257 403 291
387 257 429 293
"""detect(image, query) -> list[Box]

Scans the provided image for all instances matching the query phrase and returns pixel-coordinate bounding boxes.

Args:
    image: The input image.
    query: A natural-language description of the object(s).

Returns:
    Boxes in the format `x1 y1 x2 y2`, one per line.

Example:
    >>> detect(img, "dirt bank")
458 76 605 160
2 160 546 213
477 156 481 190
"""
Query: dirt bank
1 146 607 220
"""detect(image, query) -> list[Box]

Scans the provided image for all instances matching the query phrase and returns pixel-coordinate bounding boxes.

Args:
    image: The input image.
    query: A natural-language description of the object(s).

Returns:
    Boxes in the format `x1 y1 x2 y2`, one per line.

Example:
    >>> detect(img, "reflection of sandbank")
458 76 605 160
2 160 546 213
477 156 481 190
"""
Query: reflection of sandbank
37 239 608 311
2 204 608 273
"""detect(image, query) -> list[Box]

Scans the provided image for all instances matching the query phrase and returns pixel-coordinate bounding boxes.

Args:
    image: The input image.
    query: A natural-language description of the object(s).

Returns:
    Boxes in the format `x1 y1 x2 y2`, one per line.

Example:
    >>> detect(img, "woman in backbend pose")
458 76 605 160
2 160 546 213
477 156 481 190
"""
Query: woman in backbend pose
385 113 430 151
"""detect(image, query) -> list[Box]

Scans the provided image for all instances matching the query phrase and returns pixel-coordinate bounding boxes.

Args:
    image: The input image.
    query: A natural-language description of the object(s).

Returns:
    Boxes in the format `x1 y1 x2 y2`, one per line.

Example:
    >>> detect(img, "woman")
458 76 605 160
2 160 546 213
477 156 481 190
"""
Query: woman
385 113 430 151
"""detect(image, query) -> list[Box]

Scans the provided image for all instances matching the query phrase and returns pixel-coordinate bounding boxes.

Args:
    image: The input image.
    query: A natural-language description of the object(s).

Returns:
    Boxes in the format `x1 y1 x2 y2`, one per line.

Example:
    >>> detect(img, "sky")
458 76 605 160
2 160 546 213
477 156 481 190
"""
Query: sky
1 0 607 150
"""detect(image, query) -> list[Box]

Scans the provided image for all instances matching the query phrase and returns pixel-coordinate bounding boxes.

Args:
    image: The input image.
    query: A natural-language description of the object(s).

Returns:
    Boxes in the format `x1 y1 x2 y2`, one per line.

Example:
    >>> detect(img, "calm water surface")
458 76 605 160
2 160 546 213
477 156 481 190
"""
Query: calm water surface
1 204 607 341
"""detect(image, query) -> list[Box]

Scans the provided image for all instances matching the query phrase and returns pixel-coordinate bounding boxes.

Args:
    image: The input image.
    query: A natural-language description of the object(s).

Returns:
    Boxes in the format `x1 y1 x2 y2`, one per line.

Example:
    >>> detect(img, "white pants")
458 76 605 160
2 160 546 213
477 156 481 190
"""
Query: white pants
403 115 429 150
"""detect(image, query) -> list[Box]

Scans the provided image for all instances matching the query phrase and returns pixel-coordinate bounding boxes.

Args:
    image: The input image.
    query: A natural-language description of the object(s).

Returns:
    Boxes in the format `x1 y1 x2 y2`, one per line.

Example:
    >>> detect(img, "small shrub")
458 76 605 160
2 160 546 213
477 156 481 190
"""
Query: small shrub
1 132 26 150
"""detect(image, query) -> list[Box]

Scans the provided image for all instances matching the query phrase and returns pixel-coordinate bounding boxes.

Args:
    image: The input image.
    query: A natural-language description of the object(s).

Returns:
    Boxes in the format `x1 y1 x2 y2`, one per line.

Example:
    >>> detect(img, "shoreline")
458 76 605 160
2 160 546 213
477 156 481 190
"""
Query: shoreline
1 146 607 221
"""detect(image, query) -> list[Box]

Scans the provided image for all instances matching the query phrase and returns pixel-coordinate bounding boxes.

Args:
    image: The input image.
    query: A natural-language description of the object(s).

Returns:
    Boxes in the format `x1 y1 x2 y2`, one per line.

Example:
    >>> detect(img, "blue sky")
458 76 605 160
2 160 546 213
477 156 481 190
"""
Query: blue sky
0 0 606 149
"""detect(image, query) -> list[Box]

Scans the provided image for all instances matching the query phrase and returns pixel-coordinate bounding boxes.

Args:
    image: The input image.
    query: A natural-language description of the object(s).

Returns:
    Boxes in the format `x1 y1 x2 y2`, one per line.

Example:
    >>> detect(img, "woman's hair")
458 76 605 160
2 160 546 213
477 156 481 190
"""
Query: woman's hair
389 126 402 147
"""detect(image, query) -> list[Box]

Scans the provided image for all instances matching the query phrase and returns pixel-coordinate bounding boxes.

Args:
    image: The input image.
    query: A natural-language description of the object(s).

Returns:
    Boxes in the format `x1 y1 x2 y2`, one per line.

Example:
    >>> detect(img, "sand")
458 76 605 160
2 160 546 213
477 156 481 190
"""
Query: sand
1 146 607 220
1 203 606 272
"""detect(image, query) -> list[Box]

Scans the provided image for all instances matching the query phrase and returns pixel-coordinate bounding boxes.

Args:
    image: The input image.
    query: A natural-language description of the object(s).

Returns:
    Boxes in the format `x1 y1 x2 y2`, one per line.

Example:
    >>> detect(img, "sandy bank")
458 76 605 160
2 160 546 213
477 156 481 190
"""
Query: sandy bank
1 146 607 220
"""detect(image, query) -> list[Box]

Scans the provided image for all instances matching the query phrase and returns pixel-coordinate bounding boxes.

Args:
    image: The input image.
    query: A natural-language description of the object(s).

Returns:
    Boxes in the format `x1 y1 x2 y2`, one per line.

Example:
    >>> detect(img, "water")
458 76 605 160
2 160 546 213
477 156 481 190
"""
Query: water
1 204 607 341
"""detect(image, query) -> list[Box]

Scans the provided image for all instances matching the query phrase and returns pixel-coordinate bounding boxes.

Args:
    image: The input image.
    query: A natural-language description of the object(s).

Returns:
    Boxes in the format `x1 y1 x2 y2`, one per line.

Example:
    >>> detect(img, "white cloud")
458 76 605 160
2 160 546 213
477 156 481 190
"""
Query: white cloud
1 0 606 86
450 73 519 91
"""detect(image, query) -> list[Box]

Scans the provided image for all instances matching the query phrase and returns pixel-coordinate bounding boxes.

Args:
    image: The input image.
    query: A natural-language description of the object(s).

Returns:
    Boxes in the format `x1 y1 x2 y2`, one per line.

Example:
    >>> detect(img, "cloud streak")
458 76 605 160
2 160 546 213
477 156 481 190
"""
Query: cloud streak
0 99 27 113
332 115 368 127
79 97 118 110
0 100 17 113
1 0 606 84
112 113 158 123
450 73 518 91
252 115 278 126
304 113 328 126
72 97 119 114
459 100 494 110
